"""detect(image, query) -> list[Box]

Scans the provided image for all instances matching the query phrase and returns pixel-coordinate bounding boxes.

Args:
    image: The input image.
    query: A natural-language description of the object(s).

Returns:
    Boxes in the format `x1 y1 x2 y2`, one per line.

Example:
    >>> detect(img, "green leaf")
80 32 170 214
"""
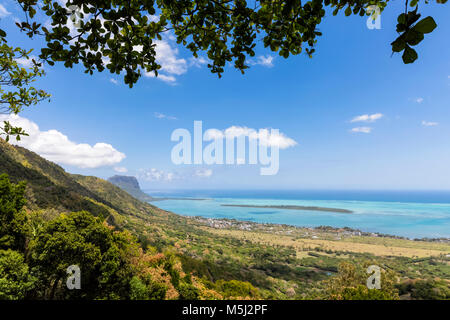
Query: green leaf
406 30 424 46
397 14 407 25
413 17 437 34
396 23 407 33
345 6 352 16
402 45 418 64
391 35 406 52
406 8 421 26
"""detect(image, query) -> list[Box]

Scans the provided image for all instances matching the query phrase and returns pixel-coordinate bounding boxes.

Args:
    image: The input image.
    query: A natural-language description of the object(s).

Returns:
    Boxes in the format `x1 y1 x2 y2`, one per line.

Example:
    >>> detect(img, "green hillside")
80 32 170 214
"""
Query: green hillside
0 139 120 223
0 138 176 229
1 138 449 300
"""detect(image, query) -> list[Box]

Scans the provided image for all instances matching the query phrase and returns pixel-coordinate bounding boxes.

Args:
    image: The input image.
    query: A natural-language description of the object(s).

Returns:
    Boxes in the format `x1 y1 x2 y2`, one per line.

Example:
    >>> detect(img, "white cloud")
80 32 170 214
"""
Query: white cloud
15 55 42 69
204 126 297 150
147 15 159 23
155 40 187 75
157 74 177 83
204 128 225 140
144 39 187 83
350 113 383 123
141 168 165 181
138 168 179 182
0 114 126 168
114 166 128 173
415 97 424 104
255 128 297 149
0 4 11 18
110 78 118 85
422 121 438 127
189 56 209 68
350 127 372 133
195 168 213 178
154 112 177 120
145 71 177 83
249 55 274 67
139 167 213 182
166 172 176 181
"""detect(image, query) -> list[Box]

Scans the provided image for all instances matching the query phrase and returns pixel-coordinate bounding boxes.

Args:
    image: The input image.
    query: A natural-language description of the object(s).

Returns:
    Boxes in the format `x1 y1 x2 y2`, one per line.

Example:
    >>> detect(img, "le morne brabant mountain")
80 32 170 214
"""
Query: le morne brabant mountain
1 137 449 300
108 175 154 202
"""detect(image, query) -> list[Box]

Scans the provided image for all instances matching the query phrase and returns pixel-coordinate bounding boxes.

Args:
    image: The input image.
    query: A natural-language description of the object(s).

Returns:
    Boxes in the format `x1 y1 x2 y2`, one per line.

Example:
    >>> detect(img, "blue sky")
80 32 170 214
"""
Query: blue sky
1 1 450 190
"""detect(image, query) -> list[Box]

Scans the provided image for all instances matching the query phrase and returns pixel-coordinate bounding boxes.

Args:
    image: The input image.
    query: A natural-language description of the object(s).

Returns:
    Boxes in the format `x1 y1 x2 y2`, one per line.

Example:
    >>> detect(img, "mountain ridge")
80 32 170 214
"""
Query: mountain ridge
0 138 164 227
108 175 154 202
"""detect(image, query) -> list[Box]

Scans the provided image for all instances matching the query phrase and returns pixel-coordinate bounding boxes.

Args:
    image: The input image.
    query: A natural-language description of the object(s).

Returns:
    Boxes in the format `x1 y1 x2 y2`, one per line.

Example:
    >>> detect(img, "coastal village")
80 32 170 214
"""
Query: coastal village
190 216 450 243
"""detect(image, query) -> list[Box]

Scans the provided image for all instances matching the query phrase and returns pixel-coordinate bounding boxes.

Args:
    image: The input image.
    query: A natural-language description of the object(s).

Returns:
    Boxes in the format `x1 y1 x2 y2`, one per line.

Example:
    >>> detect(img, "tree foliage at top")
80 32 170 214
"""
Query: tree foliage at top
11 0 447 87
0 33 50 141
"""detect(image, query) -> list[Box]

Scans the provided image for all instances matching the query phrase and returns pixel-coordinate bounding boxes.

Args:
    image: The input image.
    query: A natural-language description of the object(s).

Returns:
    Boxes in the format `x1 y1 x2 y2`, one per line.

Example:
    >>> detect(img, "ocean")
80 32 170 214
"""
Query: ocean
144 190 450 239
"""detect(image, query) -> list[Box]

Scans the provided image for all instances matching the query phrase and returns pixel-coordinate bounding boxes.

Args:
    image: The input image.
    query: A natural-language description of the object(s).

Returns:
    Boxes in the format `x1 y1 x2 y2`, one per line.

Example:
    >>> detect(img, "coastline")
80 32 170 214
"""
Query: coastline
186 215 450 243
148 193 450 240
150 200 450 242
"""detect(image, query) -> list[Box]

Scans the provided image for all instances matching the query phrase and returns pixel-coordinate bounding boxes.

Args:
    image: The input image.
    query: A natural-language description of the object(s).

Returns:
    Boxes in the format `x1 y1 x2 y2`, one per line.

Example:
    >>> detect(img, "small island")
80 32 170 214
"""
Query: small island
150 197 209 202
221 204 353 214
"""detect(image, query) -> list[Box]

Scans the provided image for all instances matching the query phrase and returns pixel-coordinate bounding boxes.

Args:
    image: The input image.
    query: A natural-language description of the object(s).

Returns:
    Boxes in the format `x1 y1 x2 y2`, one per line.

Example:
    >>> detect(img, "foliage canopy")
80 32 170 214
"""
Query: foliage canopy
9 0 448 87
0 35 50 141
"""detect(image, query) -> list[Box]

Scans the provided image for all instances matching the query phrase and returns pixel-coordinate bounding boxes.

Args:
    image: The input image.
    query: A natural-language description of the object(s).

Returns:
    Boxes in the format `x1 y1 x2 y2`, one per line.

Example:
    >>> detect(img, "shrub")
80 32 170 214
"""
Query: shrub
0 249 36 299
